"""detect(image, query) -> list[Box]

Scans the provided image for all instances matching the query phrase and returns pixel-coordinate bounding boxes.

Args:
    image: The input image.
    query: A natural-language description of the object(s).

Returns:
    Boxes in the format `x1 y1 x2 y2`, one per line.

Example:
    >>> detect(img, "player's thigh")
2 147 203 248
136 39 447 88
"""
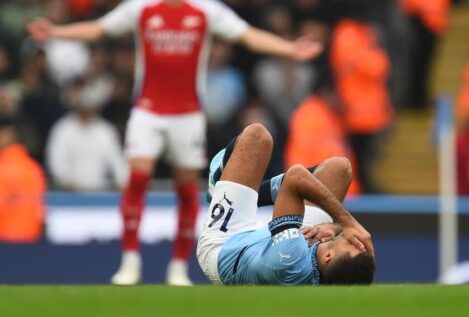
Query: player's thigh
197 180 259 283
202 181 258 234
125 109 166 161
165 112 207 169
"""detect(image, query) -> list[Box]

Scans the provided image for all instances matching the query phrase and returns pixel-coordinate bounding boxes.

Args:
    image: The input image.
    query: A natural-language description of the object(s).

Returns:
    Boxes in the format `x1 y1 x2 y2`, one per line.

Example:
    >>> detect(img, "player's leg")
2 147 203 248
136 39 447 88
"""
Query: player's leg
165 112 206 286
168 167 200 286
219 123 273 190
197 124 273 284
311 157 352 203
111 109 164 285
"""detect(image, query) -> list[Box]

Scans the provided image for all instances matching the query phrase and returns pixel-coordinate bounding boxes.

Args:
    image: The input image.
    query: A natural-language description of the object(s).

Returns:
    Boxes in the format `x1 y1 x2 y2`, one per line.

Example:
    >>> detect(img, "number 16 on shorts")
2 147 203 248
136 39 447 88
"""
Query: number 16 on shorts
208 203 234 232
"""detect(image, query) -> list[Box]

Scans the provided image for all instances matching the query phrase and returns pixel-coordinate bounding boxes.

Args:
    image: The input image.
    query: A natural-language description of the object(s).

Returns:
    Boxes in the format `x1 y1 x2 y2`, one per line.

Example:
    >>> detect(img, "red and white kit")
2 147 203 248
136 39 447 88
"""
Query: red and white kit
100 0 248 166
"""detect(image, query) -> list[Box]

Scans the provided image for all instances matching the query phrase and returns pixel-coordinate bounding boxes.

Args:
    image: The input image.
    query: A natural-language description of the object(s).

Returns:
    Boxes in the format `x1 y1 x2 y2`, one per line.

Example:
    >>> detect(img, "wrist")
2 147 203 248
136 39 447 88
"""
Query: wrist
335 213 355 226
49 25 59 37
333 223 342 235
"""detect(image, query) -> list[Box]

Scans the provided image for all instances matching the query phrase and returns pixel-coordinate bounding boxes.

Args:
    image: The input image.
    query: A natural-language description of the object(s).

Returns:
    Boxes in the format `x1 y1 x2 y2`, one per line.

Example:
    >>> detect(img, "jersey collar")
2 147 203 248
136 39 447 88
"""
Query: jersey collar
310 242 321 285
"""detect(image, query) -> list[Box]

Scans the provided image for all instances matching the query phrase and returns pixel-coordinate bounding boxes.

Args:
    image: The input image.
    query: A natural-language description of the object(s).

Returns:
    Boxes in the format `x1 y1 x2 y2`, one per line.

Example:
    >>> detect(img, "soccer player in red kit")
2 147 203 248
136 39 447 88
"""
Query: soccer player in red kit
28 0 322 285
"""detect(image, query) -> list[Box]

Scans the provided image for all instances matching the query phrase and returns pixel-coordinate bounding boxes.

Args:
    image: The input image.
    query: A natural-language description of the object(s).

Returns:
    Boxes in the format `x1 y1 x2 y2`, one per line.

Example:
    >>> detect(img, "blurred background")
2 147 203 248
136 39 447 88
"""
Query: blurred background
0 0 469 284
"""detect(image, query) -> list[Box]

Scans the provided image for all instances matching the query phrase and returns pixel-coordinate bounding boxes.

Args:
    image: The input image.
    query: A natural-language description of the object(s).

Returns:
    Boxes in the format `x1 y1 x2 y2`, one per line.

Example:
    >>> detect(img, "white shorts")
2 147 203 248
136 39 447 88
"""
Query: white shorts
196 181 258 284
125 108 207 169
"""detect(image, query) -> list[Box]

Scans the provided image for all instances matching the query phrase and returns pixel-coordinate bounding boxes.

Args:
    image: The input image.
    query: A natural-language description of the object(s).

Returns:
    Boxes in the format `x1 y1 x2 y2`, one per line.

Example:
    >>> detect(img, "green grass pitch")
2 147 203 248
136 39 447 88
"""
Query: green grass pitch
1 285 468 317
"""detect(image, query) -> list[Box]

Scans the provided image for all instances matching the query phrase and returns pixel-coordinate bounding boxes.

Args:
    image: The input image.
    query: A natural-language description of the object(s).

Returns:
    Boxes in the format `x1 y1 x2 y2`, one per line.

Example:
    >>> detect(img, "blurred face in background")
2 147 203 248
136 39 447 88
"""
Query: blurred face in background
89 46 110 75
298 20 328 44
0 86 18 116
267 7 293 38
0 47 10 77
46 0 71 24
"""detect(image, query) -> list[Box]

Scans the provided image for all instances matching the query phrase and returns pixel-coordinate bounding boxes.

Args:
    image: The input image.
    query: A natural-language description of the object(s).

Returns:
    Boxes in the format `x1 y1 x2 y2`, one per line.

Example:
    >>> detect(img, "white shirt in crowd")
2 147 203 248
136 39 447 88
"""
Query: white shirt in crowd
47 114 128 191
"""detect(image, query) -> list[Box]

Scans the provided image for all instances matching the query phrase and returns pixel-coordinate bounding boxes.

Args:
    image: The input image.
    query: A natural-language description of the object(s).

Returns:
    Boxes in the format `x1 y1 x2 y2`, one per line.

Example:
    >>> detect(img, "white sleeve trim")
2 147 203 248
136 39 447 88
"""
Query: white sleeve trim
190 0 248 41
99 0 149 37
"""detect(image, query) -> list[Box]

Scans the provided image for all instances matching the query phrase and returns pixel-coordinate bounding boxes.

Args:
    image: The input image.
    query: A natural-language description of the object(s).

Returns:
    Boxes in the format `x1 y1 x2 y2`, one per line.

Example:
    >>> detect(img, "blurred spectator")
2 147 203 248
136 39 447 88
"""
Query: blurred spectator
0 45 12 79
252 6 316 173
398 0 450 109
0 115 46 243
0 83 20 116
18 49 65 163
0 1 43 41
102 73 133 141
0 0 44 73
110 39 135 77
42 0 91 86
456 63 469 195
285 79 361 195
238 98 277 135
330 2 394 193
204 40 246 158
46 78 128 191
84 45 114 105
237 98 279 177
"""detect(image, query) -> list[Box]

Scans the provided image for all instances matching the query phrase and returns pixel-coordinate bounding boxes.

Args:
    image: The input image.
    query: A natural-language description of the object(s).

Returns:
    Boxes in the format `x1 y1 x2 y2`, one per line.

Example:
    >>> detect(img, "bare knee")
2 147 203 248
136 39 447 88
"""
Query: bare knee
130 158 156 175
324 157 353 183
243 123 273 153
284 164 309 186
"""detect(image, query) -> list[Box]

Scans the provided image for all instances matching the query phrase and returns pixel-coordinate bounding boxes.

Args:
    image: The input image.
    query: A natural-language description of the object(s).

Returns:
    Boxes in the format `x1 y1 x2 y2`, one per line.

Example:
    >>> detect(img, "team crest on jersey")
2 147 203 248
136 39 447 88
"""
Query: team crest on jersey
182 16 202 28
272 228 300 246
147 15 164 29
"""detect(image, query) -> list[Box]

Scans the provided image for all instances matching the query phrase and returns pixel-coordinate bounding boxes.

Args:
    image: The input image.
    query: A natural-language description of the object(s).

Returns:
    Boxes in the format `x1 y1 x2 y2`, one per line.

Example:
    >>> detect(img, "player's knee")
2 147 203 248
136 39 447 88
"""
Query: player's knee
327 157 353 183
243 123 273 152
130 158 155 175
284 164 309 185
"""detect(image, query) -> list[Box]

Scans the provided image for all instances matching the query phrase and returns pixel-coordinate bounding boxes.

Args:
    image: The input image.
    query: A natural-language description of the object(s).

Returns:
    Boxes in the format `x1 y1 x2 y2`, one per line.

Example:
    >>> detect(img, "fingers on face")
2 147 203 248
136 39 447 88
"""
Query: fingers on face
349 236 365 252
300 227 318 239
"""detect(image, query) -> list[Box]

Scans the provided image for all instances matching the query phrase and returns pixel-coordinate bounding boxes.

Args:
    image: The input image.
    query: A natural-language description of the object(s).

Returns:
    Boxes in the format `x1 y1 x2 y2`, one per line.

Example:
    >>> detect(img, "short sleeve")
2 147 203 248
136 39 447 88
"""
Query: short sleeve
261 227 313 284
197 0 248 41
99 0 147 37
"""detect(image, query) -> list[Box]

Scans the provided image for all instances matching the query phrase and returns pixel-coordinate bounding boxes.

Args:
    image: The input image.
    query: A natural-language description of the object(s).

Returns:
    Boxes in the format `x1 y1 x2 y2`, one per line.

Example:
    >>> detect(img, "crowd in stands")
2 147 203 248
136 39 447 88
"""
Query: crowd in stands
0 0 462 208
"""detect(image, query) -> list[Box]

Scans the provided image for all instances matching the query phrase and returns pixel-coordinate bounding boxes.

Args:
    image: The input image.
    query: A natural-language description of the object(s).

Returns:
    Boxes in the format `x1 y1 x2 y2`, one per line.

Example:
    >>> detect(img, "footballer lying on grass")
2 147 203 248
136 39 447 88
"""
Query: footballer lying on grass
197 123 375 285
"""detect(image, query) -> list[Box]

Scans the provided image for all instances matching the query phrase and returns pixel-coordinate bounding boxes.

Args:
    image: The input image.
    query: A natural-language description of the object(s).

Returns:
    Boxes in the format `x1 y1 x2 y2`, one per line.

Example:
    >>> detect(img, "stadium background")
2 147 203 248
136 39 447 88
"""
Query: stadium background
1 0 469 286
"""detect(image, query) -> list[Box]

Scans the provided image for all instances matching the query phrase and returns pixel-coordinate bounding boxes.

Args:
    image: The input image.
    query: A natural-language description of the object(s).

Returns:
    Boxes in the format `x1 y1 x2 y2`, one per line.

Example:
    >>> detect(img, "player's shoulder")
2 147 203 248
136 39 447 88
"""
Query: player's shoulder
186 0 232 14
119 0 161 11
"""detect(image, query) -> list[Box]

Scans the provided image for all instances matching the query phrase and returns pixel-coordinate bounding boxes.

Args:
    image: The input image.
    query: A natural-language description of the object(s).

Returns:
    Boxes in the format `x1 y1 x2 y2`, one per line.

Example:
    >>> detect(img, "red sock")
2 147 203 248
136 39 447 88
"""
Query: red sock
172 182 200 261
120 170 150 251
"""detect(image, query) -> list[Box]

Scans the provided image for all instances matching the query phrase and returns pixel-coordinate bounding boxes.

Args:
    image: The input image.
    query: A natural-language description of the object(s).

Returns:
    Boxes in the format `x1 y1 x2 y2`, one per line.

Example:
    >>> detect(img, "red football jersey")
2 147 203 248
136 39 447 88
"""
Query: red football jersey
101 0 248 115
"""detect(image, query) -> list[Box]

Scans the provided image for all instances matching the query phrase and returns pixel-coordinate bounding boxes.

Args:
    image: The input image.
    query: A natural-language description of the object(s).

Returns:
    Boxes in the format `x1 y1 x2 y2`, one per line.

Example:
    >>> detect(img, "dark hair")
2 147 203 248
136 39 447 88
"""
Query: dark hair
320 253 376 285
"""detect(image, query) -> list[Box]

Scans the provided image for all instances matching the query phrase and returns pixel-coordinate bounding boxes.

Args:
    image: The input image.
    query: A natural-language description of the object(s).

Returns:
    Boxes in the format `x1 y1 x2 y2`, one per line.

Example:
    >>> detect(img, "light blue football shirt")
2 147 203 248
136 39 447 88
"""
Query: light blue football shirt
217 215 321 285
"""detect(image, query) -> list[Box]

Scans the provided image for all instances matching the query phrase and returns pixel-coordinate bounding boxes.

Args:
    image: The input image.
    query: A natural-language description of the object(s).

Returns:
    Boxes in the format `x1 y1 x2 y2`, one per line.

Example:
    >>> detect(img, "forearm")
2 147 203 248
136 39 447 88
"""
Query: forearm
297 170 355 225
239 27 293 58
51 21 106 42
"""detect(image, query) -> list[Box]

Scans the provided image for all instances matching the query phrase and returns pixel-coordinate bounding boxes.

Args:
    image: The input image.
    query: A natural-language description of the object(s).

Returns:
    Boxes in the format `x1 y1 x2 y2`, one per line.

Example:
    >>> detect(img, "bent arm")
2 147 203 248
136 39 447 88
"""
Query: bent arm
274 165 374 256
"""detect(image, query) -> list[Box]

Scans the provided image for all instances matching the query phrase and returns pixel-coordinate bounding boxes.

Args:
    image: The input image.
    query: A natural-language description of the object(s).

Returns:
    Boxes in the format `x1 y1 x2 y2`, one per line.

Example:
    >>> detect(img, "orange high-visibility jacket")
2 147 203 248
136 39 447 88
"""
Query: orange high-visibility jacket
0 144 46 242
400 0 450 35
285 96 361 195
330 20 393 134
